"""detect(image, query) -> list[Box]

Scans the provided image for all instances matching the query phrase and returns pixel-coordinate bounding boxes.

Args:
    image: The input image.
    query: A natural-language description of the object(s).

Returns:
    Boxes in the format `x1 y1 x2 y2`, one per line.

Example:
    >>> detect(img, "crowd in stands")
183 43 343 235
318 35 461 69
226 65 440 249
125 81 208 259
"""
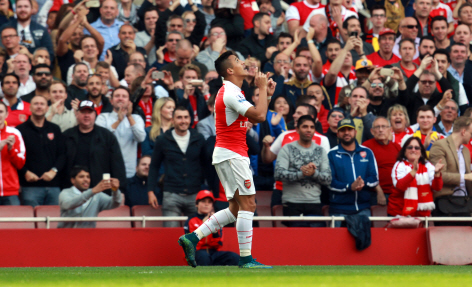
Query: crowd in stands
1 0 472 234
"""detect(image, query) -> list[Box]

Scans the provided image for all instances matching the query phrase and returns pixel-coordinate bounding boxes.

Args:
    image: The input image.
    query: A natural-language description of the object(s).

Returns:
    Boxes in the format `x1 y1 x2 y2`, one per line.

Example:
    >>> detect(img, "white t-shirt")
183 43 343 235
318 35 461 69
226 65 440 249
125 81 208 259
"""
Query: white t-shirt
303 6 358 32
172 129 190 154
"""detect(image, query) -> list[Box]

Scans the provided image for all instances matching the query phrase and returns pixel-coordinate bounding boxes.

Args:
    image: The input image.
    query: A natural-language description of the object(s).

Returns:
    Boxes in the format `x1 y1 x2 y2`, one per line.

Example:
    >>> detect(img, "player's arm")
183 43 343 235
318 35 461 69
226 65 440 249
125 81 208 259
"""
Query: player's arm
244 71 276 123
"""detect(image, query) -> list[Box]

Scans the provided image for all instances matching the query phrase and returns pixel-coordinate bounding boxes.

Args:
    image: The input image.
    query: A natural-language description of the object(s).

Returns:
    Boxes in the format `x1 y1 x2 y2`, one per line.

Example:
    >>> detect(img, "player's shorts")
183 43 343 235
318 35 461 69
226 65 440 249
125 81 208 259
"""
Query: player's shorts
214 157 256 201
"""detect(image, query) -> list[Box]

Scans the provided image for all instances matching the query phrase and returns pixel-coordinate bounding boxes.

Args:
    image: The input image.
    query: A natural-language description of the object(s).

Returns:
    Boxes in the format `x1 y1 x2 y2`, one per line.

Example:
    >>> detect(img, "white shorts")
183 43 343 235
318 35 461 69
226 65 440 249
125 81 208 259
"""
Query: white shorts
214 157 256 201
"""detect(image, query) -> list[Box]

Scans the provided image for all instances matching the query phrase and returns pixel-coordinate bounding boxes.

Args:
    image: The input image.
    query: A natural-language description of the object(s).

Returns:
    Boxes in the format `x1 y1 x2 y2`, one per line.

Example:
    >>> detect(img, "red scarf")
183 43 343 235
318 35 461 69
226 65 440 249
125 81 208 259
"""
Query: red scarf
402 160 435 216
325 5 341 40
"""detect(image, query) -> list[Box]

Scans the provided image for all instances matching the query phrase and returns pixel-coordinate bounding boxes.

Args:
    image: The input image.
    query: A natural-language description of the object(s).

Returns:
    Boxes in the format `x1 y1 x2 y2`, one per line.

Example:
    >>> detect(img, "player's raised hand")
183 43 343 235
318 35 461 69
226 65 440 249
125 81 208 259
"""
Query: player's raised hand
267 78 277 97
254 68 268 89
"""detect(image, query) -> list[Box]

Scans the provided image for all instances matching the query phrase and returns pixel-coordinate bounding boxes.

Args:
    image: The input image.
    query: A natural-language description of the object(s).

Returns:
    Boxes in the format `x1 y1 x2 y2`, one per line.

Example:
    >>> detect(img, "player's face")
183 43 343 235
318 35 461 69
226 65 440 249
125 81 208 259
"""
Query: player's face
196 198 213 214
229 55 248 77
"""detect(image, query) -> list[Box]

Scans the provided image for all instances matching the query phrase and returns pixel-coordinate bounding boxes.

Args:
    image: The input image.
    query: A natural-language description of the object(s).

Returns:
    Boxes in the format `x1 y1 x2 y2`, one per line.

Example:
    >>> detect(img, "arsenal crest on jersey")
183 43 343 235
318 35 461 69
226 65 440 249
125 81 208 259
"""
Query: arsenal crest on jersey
360 151 367 158
244 179 251 189
18 114 26 123
47 133 54 140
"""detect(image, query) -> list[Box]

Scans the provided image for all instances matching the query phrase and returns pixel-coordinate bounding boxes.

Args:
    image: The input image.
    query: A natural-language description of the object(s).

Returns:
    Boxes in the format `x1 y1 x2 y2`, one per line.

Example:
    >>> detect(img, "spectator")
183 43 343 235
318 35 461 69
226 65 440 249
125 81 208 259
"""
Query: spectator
85 74 113 115
456 3 472 33
306 84 329 132
196 25 244 71
0 27 20 73
1 53 36 98
277 56 313 109
437 100 459 136
303 14 331 65
181 7 205 44
392 38 419 80
96 87 146 179
414 0 433 37
285 0 324 35
325 107 345 148
66 62 89 109
85 0 124 61
45 81 77 132
411 105 446 156
389 136 443 216
108 24 147 80
0 0 54 64
328 118 379 227
210 5 245 50
0 101 25 205
430 1 455 34
366 28 400 66
16 95 65 207
117 0 139 25
269 52 291 82
147 106 206 227
162 39 208 82
237 12 277 67
346 86 376 143
62 100 127 193
135 7 158 66
200 0 215 35
363 117 401 205
452 24 471 52
31 47 51 67
196 94 216 140
392 17 420 60
141 97 175 156
122 63 145 88
342 16 375 64
124 155 156 208
154 31 183 69
387 104 414 147
20 63 52 103
413 35 436 66
1 73 31 127
183 190 239 266
430 16 451 50
274 115 332 227
448 43 468 84
362 5 387 52
430 116 472 225
338 59 375 108
258 0 286 37
58 165 121 228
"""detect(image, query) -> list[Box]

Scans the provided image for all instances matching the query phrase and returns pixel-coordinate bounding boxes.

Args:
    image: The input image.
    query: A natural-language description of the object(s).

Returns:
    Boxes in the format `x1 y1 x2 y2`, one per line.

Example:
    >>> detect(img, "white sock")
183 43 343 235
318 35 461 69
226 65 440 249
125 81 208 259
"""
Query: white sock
237 210 254 257
194 208 236 240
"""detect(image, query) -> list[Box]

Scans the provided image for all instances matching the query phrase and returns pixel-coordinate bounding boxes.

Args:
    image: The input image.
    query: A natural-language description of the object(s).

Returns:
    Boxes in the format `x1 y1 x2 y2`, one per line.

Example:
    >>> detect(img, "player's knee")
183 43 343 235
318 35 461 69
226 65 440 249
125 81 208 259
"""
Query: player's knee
240 199 256 212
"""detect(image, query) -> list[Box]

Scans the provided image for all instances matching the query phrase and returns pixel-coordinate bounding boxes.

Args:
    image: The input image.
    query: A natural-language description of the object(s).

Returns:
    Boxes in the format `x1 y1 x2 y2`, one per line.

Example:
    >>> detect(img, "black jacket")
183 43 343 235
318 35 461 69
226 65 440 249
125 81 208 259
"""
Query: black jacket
62 125 127 192
108 44 148 80
210 12 245 50
16 119 66 187
154 6 202 47
125 174 160 207
148 128 206 195
237 30 277 66
65 85 87 109
176 89 211 128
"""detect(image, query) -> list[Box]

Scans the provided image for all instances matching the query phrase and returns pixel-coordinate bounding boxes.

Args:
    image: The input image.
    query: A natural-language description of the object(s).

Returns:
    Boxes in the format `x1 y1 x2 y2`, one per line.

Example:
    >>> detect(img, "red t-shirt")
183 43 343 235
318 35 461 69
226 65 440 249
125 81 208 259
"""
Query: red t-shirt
367 52 401 67
139 99 153 127
239 0 259 30
363 139 401 194
400 63 417 78
95 105 103 115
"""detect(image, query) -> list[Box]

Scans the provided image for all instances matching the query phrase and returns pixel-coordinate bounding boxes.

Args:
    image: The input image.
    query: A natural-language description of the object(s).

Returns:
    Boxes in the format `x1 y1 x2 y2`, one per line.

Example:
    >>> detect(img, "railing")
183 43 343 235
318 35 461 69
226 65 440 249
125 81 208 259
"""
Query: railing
1 216 472 229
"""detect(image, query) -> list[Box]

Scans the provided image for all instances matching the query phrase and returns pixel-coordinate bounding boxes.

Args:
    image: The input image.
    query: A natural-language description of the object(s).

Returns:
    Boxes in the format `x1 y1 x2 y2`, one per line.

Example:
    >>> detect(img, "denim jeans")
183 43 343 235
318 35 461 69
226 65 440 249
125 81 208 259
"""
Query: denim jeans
21 187 61 207
0 195 20 205
329 208 371 228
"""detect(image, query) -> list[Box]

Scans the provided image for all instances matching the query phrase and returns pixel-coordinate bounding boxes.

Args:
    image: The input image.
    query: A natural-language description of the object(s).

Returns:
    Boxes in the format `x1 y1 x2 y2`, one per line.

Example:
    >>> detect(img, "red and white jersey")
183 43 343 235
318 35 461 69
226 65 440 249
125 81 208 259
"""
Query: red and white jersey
391 127 414 147
213 81 253 164
286 1 325 25
0 124 25 196
431 3 454 23
303 6 358 32
441 0 458 14
321 61 357 106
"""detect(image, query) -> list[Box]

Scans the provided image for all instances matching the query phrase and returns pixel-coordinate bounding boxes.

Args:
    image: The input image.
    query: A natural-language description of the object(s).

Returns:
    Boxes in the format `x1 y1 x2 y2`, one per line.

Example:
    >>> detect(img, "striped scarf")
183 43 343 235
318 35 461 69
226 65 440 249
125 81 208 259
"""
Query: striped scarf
402 160 435 216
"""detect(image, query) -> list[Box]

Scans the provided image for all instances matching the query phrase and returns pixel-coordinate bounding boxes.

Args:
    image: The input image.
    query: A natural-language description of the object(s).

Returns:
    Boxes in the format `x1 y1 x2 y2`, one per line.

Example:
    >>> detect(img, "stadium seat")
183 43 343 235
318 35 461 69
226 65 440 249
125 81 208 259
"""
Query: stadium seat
132 205 164 228
427 227 472 265
371 205 389 228
34 205 60 229
96 206 131 228
255 206 273 227
255 190 272 207
271 205 285 228
0 206 35 229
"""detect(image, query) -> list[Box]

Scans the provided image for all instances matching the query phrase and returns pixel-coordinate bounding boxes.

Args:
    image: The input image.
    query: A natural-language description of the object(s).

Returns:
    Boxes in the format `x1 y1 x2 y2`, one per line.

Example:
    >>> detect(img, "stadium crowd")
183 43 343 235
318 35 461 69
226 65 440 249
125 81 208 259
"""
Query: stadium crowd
1 0 472 235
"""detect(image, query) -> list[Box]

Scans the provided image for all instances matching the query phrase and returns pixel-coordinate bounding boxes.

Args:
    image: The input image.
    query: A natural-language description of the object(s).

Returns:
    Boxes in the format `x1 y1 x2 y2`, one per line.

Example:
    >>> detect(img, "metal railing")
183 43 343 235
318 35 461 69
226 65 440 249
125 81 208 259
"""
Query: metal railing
1 216 472 228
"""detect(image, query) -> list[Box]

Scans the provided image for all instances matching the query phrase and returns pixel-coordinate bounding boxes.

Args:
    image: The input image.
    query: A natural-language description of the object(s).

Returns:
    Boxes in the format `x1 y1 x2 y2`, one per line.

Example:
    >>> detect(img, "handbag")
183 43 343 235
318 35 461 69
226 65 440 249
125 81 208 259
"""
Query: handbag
436 195 472 217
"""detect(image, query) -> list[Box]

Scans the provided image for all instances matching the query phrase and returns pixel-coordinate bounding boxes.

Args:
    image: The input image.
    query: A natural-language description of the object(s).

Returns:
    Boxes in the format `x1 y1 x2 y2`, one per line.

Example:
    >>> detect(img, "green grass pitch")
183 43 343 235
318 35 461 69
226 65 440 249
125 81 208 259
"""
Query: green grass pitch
0 266 471 287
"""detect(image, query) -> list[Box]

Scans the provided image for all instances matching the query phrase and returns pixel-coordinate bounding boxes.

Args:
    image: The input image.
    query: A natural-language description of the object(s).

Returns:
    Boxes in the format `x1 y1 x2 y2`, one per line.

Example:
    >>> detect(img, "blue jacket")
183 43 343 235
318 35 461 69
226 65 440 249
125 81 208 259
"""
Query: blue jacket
328 143 379 212
0 19 54 64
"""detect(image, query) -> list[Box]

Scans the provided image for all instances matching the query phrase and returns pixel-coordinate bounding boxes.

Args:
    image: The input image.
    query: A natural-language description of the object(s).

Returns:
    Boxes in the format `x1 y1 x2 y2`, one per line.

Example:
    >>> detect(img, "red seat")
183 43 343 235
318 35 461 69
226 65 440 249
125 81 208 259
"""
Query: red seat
371 205 388 228
428 227 472 265
255 190 272 207
132 205 164 228
96 206 131 228
271 205 285 227
0 206 35 229
255 205 273 227
34 205 60 229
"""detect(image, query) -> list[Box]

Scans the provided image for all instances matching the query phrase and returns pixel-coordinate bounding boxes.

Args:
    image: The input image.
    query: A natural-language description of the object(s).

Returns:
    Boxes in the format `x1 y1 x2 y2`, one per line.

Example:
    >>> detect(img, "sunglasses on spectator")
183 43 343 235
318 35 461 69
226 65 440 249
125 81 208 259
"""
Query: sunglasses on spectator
35 72 51 76
1 34 18 39
406 146 421 150
170 24 183 28
330 114 344 118
402 25 419 29
185 19 196 23
167 38 180 42
371 83 384 88
420 80 435 85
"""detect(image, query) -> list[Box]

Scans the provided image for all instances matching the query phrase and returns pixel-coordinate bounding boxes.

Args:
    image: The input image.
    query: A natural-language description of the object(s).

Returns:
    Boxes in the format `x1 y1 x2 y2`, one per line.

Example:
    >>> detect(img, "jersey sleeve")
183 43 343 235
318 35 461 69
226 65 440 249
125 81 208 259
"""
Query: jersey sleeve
320 136 331 155
270 131 286 155
223 92 253 117
285 5 300 22
446 6 454 22
303 10 318 31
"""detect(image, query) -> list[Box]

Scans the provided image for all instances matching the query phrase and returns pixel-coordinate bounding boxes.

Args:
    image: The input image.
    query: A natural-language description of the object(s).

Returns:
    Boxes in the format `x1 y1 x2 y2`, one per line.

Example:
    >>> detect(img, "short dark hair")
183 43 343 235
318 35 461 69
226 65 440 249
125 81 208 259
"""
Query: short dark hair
351 86 369 98
459 3 472 18
296 94 317 107
209 24 226 35
450 42 467 52
70 165 89 179
433 49 450 64
143 6 159 18
173 106 190 117
296 103 317 120
252 12 270 26
215 50 237 78
398 38 416 50
96 61 110 70
111 86 130 98
32 64 51 74
137 155 152 166
80 35 98 49
430 16 448 29
73 62 88 74
342 16 359 30
1 73 19 87
277 32 293 43
297 115 316 128
370 5 386 15
416 105 435 117
326 38 342 49
464 107 472 118
419 35 435 46
397 137 428 163
295 46 309 57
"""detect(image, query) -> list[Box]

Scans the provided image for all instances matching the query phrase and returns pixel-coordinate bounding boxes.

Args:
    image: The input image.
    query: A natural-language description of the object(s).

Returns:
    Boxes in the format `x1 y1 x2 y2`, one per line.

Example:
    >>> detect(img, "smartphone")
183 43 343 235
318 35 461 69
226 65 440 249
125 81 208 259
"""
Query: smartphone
380 68 394 77
350 31 358 37
86 0 100 8
190 79 204 86
152 71 165 80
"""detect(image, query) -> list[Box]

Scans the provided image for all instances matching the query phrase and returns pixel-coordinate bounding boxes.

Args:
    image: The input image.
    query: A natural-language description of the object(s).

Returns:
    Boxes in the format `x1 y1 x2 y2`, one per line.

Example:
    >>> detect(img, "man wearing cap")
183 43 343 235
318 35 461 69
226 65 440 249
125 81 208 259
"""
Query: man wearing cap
366 28 401 67
62 100 127 193
338 59 374 108
183 190 239 266
328 117 379 227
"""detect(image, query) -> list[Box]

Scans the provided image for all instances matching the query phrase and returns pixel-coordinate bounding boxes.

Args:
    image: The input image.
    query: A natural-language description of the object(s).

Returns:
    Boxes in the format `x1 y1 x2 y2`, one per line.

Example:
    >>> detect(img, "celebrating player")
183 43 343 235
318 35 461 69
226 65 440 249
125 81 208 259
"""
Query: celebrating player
178 51 276 269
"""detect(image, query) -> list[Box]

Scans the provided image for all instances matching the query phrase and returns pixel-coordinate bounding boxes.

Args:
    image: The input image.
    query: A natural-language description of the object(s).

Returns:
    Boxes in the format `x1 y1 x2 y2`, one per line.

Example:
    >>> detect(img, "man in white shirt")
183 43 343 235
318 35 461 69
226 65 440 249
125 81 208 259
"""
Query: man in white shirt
0 54 35 98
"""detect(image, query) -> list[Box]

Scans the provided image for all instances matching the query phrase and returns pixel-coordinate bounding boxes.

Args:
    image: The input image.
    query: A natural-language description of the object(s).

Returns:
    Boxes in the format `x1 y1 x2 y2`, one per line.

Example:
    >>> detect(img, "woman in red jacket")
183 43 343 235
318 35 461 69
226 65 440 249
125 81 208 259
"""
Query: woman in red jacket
389 137 444 217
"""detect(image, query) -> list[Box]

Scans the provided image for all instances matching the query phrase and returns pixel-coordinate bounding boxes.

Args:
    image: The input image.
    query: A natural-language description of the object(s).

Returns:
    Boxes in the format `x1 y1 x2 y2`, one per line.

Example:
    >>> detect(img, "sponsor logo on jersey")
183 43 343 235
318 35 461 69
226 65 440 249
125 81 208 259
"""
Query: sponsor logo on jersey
244 179 251 189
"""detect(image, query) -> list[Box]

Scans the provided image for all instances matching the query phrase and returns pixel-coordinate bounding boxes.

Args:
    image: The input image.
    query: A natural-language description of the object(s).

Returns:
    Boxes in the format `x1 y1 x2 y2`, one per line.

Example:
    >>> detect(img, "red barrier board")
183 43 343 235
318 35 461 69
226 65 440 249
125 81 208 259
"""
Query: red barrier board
0 228 429 267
